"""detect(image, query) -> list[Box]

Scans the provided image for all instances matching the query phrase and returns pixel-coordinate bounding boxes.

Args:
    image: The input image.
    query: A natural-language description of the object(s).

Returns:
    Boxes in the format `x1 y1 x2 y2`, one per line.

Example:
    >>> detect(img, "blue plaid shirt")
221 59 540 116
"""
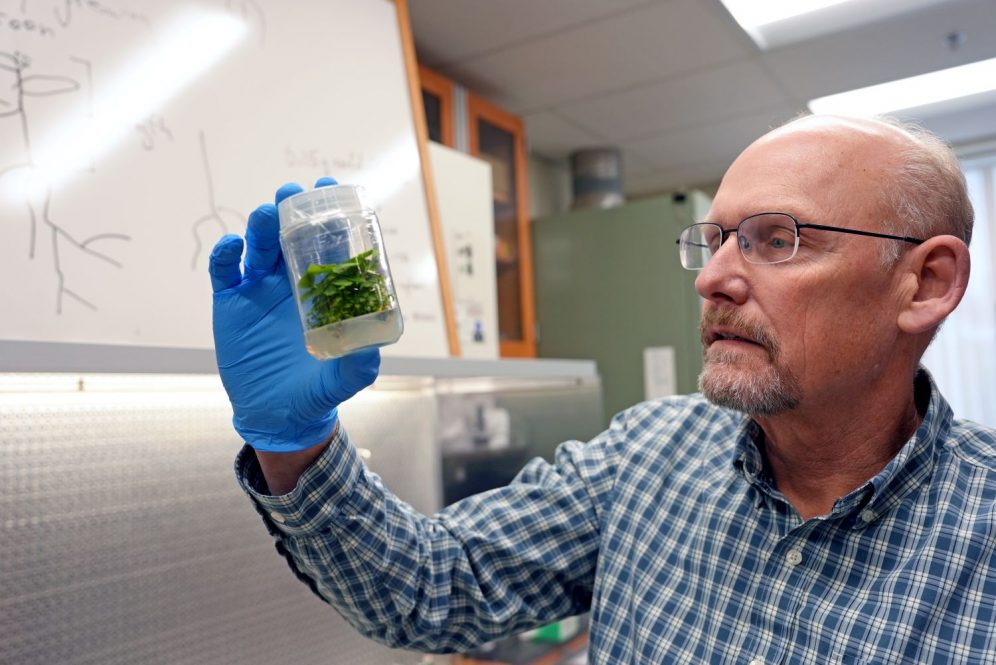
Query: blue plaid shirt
237 370 996 663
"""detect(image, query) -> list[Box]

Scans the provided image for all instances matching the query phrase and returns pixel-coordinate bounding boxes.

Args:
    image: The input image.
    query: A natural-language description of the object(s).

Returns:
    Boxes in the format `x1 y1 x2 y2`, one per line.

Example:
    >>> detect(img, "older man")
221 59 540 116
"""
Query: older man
209 114 994 663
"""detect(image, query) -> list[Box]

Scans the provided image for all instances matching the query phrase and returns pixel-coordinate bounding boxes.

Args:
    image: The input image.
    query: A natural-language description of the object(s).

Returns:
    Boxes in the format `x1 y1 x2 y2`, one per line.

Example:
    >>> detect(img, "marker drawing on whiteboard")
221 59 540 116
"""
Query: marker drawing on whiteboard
457 243 473 275
332 151 363 171
397 281 426 293
0 10 56 37
68 55 95 170
134 114 173 150
53 0 151 31
0 50 130 314
285 145 331 175
190 130 242 269
285 145 365 176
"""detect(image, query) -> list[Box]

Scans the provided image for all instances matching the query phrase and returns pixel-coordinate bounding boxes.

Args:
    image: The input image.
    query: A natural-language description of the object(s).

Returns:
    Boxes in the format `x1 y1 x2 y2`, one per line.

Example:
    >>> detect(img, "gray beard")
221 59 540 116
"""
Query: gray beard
698 308 804 415
698 348 803 416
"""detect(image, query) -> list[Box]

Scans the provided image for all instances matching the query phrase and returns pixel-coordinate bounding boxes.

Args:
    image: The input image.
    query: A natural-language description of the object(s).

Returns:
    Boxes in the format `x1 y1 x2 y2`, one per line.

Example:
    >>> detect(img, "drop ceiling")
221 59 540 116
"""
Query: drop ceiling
409 0 996 196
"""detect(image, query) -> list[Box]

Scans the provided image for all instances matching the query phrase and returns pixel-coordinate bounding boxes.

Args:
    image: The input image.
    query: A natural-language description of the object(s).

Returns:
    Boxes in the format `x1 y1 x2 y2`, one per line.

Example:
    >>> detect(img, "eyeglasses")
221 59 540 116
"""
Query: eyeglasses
676 212 924 270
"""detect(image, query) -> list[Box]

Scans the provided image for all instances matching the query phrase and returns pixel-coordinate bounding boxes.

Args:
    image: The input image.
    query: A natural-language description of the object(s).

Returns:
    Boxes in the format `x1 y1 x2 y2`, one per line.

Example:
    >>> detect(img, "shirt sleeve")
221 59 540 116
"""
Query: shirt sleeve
234 417 625 653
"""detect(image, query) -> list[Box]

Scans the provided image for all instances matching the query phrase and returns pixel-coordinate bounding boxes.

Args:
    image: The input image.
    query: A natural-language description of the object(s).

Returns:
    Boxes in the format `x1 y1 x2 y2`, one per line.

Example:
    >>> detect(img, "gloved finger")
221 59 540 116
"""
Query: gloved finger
244 203 281 274
314 176 338 188
275 181 305 206
208 234 245 292
321 348 381 406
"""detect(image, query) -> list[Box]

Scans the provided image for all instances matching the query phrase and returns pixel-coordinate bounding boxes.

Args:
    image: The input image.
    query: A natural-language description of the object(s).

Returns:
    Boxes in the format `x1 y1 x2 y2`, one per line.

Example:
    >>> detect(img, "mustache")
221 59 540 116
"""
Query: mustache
700 309 779 358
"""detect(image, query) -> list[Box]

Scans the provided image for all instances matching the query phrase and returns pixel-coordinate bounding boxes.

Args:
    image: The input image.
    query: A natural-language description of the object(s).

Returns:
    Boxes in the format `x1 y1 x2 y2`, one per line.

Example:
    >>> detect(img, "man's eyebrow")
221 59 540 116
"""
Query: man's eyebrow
702 210 811 224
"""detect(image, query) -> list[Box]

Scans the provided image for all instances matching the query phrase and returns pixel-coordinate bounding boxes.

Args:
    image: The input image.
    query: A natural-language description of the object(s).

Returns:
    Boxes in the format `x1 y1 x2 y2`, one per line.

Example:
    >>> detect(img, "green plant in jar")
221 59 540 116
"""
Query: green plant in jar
298 249 391 329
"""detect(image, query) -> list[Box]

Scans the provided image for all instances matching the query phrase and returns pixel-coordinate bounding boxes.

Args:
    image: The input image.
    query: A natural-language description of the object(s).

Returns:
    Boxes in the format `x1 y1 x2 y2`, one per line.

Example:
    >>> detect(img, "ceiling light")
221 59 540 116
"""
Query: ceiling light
722 0 851 33
808 57 996 116
720 0 952 50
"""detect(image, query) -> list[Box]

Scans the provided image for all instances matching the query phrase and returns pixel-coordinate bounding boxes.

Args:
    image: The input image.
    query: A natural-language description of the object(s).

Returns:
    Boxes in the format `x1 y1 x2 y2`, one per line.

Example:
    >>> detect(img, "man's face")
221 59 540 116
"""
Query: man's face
695 122 907 416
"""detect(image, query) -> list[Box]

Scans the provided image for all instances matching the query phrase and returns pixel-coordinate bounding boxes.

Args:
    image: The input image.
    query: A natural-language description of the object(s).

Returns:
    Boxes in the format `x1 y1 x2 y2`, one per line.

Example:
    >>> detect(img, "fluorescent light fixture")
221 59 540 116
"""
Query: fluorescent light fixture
722 0 851 33
2 9 247 202
720 0 952 50
809 57 996 116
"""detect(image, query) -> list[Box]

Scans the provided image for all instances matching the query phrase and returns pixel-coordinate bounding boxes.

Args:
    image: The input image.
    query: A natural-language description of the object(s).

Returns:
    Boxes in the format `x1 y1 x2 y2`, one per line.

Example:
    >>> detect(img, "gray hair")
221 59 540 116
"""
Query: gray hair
875 116 974 264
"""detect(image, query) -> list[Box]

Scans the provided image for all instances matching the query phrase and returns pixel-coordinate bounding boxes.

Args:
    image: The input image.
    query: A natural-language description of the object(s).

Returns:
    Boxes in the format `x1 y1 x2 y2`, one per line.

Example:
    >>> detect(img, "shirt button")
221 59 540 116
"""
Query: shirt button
749 658 765 665
269 511 286 524
786 548 803 566
860 510 876 524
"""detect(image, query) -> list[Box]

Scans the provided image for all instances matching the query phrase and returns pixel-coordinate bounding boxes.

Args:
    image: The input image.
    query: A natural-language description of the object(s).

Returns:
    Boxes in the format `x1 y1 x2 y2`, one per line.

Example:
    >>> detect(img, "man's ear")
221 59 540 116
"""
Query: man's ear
897 235 971 334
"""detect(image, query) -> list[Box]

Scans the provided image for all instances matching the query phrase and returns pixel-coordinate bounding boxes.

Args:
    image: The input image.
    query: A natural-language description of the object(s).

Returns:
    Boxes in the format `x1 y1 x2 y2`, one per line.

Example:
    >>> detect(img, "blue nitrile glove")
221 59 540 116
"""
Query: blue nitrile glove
209 177 380 452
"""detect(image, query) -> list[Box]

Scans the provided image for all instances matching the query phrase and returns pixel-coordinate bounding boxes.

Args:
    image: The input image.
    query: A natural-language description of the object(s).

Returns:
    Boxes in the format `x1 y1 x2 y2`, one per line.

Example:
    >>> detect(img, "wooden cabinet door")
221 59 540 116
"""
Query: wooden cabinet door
418 65 455 148
467 92 536 357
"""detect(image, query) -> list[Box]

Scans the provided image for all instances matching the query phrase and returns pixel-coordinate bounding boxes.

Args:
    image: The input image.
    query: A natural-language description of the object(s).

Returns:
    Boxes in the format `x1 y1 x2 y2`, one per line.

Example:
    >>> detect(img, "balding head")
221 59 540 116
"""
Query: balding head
763 114 974 264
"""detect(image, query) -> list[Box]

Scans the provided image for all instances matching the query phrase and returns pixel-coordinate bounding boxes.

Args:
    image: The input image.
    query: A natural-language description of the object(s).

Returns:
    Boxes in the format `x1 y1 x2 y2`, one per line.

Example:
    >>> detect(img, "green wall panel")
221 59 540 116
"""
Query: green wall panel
532 195 704 424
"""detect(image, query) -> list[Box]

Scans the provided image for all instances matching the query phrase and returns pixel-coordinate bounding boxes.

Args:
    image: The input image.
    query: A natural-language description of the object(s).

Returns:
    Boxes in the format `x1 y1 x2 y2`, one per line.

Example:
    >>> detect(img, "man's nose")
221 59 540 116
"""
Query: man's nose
694 233 748 305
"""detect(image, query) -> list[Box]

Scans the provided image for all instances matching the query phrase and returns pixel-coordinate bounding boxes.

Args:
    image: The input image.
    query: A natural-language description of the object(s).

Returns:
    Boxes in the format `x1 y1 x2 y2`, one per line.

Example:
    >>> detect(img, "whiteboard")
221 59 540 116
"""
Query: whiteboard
0 0 451 361
429 142 499 359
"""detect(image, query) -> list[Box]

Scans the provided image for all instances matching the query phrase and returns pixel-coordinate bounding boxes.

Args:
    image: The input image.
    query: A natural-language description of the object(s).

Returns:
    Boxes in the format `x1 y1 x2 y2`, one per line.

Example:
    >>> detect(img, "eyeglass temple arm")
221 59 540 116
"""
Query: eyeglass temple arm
798 223 924 245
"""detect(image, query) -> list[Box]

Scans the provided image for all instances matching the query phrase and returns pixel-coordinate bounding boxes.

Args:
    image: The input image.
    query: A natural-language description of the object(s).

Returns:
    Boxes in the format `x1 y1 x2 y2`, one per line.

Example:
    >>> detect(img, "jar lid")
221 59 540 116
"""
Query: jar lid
277 184 368 231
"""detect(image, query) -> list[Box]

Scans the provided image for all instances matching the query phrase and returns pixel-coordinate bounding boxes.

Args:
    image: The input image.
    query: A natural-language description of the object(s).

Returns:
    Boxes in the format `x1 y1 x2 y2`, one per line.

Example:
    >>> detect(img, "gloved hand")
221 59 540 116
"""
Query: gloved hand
209 177 380 452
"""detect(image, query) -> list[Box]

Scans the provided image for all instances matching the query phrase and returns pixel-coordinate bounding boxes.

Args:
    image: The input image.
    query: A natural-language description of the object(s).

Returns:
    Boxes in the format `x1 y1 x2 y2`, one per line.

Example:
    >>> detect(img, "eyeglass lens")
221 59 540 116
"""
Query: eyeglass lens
679 213 798 269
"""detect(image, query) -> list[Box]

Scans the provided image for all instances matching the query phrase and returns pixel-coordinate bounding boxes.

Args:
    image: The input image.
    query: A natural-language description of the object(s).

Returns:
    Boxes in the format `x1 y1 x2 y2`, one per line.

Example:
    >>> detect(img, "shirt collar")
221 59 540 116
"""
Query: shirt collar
733 419 765 482
731 367 953 521
851 367 953 523
732 419 774 509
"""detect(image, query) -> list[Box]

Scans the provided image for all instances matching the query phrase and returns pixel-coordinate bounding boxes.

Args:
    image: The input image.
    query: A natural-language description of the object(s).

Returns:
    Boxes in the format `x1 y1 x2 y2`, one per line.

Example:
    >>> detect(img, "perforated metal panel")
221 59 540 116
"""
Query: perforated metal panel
0 374 443 665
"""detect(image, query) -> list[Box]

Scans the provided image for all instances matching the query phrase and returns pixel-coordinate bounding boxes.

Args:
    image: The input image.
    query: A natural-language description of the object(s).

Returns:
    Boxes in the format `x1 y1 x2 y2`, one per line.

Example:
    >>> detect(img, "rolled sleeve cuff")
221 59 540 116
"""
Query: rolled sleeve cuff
234 426 365 537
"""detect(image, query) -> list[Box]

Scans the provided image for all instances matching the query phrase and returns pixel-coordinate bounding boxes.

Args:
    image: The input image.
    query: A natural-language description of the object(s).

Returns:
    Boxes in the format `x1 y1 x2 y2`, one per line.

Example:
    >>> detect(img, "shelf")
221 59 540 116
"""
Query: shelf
381 355 596 380
0 340 596 378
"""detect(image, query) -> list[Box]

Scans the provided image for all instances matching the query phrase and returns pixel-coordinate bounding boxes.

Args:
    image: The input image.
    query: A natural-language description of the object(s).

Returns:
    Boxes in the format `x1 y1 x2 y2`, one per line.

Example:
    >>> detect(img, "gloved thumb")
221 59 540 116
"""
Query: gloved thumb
319 348 381 407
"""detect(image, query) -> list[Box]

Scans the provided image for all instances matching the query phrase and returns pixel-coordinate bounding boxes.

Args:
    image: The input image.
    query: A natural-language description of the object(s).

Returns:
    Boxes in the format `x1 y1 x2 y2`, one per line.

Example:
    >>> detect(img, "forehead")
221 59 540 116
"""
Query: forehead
710 121 900 223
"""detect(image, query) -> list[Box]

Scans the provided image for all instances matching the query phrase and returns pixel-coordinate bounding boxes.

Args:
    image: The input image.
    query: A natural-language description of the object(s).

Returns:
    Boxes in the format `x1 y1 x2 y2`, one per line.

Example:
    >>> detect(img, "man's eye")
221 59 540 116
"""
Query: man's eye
770 237 787 249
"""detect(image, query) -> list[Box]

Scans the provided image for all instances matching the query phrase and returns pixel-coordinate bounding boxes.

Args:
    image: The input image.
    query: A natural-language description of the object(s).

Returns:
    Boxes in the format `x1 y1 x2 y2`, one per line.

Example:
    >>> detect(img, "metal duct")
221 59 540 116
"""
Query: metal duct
570 147 625 210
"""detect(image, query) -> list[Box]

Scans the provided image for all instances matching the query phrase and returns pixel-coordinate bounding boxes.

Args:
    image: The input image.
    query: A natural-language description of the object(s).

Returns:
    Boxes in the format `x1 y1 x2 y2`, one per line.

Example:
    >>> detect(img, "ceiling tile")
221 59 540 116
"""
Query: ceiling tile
410 0 996 196
762 0 996 102
738 0 956 51
916 97 996 148
410 0 651 67
624 105 799 170
624 157 731 196
438 0 753 114
621 153 658 179
558 60 791 143
523 111 607 159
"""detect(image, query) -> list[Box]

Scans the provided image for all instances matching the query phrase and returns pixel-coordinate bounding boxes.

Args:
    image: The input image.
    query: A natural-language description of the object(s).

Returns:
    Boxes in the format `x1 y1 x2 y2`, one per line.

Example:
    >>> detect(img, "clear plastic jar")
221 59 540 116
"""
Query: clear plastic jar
278 185 403 360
